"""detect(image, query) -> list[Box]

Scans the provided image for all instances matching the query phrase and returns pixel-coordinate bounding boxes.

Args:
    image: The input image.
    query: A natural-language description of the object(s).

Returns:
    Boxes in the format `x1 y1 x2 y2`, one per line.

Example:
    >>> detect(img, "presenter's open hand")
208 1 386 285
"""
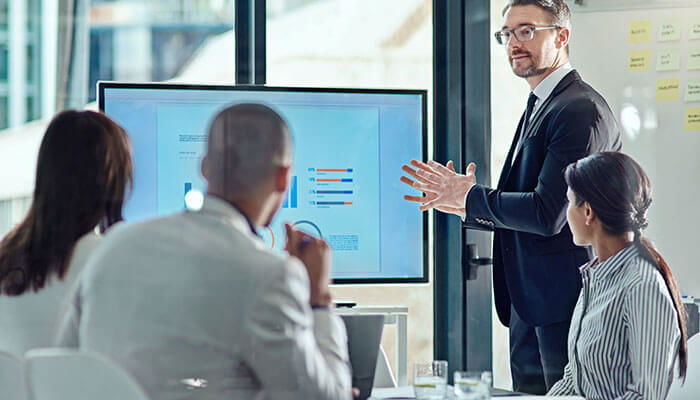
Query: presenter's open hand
284 223 332 307
400 159 477 218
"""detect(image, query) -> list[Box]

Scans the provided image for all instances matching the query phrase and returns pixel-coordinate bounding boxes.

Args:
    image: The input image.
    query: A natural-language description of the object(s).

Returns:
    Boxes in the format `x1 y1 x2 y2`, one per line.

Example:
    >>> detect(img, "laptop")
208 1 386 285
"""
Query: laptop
340 314 385 400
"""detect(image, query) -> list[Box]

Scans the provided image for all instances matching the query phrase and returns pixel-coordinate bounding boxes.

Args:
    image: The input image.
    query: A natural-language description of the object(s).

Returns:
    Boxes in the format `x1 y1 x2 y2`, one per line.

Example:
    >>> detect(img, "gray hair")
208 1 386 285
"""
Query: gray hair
205 103 291 196
502 0 571 29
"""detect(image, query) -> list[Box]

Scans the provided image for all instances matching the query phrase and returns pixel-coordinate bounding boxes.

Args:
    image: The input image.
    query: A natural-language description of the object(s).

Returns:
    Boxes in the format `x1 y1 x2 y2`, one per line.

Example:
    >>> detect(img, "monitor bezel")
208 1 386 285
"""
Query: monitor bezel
98 81 429 285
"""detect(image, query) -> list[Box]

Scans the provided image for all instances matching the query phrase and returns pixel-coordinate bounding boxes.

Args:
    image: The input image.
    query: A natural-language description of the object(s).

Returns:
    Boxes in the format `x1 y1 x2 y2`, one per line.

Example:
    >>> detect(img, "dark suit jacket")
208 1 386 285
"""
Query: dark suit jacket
464 70 622 327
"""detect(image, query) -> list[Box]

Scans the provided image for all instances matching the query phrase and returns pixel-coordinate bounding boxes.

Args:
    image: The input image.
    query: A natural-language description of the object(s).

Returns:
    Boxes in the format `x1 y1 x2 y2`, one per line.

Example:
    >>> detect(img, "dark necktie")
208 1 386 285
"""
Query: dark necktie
512 92 538 164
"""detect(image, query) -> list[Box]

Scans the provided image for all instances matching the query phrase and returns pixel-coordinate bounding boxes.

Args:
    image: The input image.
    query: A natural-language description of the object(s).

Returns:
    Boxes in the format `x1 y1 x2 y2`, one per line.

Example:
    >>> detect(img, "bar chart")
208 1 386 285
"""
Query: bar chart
282 176 298 208
309 168 355 208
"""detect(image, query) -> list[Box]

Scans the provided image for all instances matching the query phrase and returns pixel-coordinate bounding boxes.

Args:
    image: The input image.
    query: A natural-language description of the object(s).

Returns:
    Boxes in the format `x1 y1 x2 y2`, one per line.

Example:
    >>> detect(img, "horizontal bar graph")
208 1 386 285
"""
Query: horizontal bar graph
317 178 353 183
308 167 356 208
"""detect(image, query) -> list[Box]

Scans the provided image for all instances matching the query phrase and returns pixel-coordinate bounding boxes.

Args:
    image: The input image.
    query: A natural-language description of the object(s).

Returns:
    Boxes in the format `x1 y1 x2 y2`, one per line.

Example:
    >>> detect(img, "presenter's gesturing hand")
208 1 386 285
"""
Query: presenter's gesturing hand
284 223 332 307
400 159 477 218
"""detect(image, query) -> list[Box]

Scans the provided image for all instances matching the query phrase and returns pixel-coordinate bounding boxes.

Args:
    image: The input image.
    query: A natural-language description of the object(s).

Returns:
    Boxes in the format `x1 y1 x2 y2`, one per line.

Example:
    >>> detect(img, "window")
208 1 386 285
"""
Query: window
0 0 42 130
0 0 236 232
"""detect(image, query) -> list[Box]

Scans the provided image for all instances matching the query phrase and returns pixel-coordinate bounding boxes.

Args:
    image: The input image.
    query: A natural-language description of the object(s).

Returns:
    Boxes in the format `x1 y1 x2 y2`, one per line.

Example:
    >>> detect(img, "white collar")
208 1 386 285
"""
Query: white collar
532 63 573 102
195 195 264 246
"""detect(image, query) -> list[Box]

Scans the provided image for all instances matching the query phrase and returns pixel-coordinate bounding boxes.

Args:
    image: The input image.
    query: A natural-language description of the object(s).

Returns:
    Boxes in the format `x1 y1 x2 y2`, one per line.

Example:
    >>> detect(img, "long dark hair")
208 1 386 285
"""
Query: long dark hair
0 110 133 296
565 151 688 380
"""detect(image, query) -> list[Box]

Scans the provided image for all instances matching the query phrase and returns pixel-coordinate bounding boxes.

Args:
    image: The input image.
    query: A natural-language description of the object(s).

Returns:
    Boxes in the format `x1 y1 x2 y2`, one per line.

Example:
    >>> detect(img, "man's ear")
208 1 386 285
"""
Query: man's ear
275 165 291 193
201 155 210 181
557 27 571 49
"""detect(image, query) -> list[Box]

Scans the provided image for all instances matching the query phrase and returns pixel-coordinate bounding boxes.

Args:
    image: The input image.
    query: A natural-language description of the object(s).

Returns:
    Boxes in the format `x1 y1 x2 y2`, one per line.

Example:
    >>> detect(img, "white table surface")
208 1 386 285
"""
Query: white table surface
370 386 584 399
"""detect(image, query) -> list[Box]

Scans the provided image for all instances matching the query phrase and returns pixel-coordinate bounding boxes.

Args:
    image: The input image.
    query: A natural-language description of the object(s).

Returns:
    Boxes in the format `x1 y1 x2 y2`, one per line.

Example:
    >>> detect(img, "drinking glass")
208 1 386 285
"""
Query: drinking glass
453 371 491 399
413 361 448 400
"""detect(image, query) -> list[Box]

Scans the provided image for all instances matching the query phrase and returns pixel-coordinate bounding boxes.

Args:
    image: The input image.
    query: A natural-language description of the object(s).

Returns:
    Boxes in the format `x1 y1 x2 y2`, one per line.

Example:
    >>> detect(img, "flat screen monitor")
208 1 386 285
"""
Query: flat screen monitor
99 82 427 284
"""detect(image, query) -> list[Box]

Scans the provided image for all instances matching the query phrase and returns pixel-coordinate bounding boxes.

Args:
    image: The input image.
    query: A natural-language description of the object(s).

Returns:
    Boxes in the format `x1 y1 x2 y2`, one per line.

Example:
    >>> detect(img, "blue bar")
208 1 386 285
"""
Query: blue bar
347 168 353 172
341 179 353 182
284 176 297 209
317 201 347 205
184 182 192 208
317 190 353 194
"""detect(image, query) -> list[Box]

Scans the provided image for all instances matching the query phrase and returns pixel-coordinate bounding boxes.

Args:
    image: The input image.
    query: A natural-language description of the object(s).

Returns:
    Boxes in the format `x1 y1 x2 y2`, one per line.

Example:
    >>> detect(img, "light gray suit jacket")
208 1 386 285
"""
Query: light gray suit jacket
57 196 352 400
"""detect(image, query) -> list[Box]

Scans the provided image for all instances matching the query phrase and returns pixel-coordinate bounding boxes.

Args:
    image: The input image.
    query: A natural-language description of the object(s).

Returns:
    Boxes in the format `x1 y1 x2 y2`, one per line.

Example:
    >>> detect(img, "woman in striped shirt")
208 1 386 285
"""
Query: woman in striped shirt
548 152 688 399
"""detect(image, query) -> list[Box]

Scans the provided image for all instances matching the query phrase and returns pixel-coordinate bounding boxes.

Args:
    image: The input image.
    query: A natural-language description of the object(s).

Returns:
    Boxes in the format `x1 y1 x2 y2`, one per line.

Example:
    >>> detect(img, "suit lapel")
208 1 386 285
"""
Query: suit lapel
501 70 581 186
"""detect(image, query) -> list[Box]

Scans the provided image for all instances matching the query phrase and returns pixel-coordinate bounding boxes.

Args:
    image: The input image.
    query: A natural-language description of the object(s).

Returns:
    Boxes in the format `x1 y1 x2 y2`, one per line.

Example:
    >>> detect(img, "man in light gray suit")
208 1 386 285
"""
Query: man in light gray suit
58 104 352 400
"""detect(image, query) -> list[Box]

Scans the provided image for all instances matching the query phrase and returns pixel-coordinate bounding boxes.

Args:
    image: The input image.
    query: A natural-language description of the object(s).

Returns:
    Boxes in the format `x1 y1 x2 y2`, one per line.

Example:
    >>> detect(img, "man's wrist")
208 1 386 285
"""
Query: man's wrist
310 291 332 308
461 183 475 221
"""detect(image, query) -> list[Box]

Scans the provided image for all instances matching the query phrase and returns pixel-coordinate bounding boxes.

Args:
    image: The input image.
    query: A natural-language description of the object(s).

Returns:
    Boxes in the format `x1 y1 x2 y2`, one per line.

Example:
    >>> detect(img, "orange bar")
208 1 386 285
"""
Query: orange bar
344 202 353 205
317 179 342 182
317 168 350 172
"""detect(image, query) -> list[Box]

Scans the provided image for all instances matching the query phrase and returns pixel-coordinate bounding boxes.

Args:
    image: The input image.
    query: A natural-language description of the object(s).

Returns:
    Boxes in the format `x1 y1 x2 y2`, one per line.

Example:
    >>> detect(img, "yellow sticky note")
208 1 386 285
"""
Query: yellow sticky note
688 47 700 71
628 50 651 72
690 22 700 40
629 21 652 44
685 79 700 103
685 108 700 131
656 48 681 72
656 79 680 102
658 20 681 42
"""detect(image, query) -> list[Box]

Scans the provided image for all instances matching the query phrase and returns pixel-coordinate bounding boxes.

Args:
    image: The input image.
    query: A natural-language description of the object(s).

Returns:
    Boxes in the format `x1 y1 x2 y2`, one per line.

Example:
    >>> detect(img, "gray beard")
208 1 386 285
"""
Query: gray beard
514 66 548 78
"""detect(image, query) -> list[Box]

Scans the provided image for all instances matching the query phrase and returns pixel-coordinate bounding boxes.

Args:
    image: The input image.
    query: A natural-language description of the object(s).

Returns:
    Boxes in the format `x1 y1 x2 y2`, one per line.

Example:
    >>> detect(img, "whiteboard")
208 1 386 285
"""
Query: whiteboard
569 3 700 295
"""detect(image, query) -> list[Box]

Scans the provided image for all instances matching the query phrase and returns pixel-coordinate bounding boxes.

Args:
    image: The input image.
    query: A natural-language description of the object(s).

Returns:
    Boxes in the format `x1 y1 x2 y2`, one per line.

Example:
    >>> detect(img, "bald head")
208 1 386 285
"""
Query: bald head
203 103 291 198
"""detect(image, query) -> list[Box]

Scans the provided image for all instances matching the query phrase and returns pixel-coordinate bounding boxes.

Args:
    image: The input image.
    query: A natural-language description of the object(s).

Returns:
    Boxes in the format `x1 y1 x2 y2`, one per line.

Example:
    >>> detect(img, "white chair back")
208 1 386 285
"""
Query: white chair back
25 348 149 400
0 350 28 400
667 335 700 400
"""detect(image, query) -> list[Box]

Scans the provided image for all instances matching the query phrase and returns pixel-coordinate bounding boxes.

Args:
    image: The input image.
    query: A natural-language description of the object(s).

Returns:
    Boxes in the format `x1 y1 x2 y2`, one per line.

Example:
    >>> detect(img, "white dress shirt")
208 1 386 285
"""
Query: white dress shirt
57 196 352 400
0 232 100 357
530 62 573 120
548 244 681 399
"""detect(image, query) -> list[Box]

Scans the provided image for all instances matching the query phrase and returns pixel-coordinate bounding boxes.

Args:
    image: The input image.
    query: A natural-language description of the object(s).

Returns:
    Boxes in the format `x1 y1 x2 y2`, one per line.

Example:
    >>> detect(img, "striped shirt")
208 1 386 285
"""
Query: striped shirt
548 244 680 399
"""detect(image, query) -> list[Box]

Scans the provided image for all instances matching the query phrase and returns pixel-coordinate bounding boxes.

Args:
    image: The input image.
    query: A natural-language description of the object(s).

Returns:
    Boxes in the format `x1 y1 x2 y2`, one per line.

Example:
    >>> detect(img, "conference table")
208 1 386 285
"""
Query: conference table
369 386 584 399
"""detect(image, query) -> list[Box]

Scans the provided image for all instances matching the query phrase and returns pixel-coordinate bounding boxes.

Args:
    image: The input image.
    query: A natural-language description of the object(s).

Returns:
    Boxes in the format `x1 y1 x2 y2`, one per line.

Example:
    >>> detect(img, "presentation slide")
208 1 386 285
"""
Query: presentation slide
102 86 424 281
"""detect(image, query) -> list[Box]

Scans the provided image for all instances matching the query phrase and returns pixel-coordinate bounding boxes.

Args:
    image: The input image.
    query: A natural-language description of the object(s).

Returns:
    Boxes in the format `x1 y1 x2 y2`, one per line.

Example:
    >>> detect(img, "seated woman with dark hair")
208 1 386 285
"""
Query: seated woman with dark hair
548 151 687 399
0 110 132 356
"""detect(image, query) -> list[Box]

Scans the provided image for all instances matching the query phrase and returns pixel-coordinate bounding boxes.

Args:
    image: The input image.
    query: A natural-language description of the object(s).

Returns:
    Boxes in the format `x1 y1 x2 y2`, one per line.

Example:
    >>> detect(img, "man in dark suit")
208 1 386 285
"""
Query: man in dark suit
401 0 621 395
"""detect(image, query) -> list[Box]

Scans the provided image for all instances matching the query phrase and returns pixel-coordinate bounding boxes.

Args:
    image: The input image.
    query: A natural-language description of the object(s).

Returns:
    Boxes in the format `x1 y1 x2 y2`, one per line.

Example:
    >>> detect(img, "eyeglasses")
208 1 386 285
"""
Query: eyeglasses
494 25 560 45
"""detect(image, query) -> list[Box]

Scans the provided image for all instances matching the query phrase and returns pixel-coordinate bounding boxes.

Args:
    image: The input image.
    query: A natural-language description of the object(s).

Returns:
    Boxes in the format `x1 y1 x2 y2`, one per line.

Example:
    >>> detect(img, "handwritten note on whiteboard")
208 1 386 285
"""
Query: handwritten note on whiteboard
685 108 700 131
629 21 652 44
688 47 700 71
656 48 681 72
685 79 700 103
628 50 652 72
658 20 681 42
690 21 700 40
656 79 680 102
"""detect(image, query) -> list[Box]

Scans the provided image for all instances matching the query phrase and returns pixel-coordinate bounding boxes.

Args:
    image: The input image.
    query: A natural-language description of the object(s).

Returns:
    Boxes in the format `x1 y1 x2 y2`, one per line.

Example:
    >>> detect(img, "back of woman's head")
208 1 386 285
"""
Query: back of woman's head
564 152 651 236
0 110 133 296
565 151 688 380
